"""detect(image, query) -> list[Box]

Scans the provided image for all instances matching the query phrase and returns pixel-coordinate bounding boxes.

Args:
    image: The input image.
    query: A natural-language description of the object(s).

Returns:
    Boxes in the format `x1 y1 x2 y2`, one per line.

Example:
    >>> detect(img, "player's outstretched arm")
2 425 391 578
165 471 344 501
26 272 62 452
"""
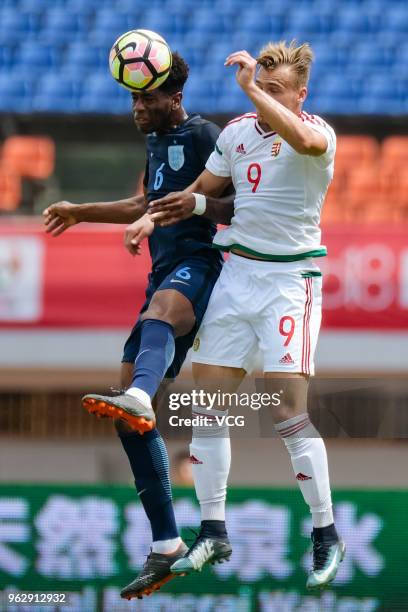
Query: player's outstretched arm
225 50 328 156
43 196 147 237
148 169 234 227
124 213 154 256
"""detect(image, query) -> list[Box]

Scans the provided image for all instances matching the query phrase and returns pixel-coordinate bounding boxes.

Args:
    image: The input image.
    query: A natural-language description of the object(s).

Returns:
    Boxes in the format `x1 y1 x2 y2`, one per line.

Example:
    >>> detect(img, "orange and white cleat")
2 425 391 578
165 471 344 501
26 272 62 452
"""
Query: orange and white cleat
82 389 156 434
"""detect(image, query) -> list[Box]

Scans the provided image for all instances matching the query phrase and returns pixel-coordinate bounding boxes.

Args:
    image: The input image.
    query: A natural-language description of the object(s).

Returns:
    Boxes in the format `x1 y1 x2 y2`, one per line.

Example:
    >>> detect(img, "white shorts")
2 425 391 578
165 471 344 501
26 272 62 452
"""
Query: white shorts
192 253 322 375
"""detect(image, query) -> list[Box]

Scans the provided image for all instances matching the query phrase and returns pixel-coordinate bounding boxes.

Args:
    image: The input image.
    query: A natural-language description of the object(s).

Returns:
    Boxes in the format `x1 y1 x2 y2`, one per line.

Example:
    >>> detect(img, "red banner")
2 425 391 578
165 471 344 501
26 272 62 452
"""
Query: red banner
0 220 407 330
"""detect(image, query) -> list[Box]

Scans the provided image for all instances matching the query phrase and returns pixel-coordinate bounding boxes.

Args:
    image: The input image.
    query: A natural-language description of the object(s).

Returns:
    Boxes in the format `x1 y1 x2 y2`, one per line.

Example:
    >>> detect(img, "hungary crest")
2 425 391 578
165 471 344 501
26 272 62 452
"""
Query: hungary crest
168 145 185 171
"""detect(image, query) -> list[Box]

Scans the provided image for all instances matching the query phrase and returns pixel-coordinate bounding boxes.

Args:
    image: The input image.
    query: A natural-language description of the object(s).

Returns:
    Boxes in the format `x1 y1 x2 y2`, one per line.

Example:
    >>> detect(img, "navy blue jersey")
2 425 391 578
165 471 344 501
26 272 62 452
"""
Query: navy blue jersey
144 114 223 272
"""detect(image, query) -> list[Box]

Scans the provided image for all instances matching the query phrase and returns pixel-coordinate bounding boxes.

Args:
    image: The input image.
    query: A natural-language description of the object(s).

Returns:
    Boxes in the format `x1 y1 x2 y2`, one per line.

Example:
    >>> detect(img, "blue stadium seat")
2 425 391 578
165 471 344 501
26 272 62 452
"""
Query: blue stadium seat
362 75 406 101
79 73 130 114
189 8 229 34
19 0 65 12
382 8 408 33
33 76 81 113
312 43 342 70
313 95 358 115
357 96 405 115
0 0 405 116
0 10 37 35
65 43 106 71
335 8 371 33
0 74 33 112
313 74 355 99
287 9 332 35
15 43 61 69
235 10 277 34
136 8 174 36
351 42 393 68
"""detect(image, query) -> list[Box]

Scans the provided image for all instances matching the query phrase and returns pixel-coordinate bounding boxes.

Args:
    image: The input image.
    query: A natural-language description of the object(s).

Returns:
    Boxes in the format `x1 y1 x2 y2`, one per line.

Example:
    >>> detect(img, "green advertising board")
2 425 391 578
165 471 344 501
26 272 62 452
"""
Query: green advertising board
0 485 406 611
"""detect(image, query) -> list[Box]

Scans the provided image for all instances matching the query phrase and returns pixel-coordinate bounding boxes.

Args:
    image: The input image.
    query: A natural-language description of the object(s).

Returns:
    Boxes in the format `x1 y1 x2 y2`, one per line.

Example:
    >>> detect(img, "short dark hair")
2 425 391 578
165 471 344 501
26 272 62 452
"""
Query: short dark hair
159 51 189 94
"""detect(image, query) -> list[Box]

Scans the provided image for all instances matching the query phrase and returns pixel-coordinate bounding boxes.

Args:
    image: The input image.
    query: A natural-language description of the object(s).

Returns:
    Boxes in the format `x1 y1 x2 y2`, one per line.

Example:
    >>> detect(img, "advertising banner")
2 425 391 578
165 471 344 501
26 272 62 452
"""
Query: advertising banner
0 484 406 611
1 222 408 329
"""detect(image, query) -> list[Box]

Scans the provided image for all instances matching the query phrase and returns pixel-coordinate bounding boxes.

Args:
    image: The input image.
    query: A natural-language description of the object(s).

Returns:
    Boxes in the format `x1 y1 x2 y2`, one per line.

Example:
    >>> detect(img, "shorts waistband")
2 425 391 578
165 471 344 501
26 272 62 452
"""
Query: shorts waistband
228 252 319 272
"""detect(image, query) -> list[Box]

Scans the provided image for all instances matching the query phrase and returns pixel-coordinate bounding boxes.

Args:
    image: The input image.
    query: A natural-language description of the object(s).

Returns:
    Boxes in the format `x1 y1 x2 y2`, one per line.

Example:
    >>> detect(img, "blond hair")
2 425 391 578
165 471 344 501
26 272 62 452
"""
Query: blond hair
257 40 314 88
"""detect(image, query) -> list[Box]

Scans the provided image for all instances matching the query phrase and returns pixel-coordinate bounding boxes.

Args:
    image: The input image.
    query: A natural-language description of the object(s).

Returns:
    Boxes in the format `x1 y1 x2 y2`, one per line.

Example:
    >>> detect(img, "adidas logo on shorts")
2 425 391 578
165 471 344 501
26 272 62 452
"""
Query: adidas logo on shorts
279 352 294 365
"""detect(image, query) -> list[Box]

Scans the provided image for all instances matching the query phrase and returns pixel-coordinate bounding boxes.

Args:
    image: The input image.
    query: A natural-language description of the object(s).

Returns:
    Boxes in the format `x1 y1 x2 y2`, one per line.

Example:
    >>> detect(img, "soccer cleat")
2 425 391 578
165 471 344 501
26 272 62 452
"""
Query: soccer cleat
170 530 232 575
120 542 189 600
306 535 346 591
82 392 156 434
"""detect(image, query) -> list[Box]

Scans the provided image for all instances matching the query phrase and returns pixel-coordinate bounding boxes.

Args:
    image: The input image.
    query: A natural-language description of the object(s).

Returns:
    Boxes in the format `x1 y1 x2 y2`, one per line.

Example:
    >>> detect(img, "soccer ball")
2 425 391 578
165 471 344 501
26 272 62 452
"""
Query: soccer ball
109 29 172 92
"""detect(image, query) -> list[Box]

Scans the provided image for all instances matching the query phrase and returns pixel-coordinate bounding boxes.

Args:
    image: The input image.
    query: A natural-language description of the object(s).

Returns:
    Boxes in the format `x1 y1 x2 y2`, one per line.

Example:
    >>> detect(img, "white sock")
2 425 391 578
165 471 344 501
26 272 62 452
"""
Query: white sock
190 406 231 521
125 387 152 408
276 413 334 528
152 537 182 554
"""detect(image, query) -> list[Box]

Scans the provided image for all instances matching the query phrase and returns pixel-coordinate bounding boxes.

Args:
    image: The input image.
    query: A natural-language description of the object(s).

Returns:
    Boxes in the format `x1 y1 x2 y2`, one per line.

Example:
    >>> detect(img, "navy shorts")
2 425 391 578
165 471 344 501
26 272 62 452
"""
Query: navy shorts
122 257 222 378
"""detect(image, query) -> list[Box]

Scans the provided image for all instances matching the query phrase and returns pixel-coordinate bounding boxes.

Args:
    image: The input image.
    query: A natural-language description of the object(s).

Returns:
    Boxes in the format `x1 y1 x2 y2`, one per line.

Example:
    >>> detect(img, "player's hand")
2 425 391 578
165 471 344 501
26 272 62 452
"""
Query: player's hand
225 50 257 91
148 192 195 227
43 201 80 236
124 214 154 256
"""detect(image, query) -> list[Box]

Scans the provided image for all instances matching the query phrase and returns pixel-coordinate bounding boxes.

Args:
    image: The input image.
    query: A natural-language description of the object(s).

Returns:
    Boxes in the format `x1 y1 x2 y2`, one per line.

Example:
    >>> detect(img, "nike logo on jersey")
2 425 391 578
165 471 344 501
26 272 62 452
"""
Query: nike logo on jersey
170 279 190 286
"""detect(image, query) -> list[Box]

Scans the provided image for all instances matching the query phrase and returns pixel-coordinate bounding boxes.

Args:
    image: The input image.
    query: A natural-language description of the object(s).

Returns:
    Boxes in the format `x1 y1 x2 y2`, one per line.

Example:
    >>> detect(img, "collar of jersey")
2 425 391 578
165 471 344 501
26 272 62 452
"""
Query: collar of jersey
254 118 277 139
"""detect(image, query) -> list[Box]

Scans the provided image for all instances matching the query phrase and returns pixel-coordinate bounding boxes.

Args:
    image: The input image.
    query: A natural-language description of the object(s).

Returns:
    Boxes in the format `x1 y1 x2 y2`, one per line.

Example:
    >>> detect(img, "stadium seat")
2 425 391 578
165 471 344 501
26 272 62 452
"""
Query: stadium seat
1 136 55 180
336 135 380 165
382 8 408 33
0 166 22 211
15 43 61 69
335 8 371 33
0 0 406 116
0 74 34 113
33 76 81 113
381 136 408 165
287 9 331 34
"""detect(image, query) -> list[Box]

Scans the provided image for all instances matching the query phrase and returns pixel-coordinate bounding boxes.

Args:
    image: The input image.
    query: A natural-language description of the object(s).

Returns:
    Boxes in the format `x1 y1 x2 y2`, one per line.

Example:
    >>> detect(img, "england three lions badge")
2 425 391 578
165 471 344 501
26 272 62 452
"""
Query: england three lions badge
168 145 185 171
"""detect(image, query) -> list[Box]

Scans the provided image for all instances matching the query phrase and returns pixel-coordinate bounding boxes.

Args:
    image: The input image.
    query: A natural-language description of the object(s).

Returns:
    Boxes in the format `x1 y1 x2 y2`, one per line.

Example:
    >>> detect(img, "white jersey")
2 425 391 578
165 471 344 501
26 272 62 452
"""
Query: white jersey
205 111 336 260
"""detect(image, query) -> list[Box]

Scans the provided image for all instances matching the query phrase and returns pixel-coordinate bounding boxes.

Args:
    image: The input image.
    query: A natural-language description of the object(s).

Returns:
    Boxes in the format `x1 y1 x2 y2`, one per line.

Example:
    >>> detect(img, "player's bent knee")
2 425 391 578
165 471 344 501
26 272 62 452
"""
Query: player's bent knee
266 374 309 423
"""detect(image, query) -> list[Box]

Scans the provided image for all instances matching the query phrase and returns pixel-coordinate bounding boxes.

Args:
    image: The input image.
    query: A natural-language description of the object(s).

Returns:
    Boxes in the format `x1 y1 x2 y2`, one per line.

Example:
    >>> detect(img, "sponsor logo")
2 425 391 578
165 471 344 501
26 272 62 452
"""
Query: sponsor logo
189 455 203 464
170 279 189 286
235 143 247 154
279 352 294 365
296 472 312 481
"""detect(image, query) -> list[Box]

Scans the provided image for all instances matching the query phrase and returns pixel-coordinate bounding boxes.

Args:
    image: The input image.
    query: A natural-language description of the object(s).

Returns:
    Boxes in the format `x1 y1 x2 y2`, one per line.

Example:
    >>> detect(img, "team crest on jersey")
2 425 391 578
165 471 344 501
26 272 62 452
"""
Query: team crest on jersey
271 139 282 157
168 145 185 171
193 337 200 351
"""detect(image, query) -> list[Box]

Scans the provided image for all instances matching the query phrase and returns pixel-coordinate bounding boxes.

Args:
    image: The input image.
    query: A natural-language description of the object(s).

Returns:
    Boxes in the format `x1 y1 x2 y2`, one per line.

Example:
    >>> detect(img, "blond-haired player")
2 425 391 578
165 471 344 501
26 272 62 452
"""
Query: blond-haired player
150 41 345 590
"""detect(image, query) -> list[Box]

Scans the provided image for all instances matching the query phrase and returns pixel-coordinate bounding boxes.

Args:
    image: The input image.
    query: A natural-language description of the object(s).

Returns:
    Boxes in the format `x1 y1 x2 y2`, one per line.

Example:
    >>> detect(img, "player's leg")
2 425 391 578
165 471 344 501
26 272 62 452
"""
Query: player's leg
171 260 257 574
115 360 186 600
82 260 213 433
171 363 245 576
259 269 345 589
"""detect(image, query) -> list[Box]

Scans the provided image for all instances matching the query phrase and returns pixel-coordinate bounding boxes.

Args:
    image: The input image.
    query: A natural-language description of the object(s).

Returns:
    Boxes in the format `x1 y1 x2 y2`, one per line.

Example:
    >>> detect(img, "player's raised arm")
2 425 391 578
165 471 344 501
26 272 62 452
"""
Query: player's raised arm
43 195 148 237
225 47 328 156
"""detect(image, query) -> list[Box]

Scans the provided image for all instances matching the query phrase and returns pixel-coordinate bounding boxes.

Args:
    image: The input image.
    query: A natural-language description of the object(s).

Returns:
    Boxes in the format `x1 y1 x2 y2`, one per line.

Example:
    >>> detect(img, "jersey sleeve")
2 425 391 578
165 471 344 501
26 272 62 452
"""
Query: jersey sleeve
305 117 336 168
192 121 222 167
205 127 232 177
143 158 149 187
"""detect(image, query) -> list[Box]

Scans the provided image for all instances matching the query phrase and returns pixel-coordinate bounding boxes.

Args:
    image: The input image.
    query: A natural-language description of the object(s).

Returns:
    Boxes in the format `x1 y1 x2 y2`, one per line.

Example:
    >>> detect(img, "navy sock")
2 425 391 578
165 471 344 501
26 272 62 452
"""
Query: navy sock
119 428 179 542
313 523 339 545
131 319 175 399
200 520 228 539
